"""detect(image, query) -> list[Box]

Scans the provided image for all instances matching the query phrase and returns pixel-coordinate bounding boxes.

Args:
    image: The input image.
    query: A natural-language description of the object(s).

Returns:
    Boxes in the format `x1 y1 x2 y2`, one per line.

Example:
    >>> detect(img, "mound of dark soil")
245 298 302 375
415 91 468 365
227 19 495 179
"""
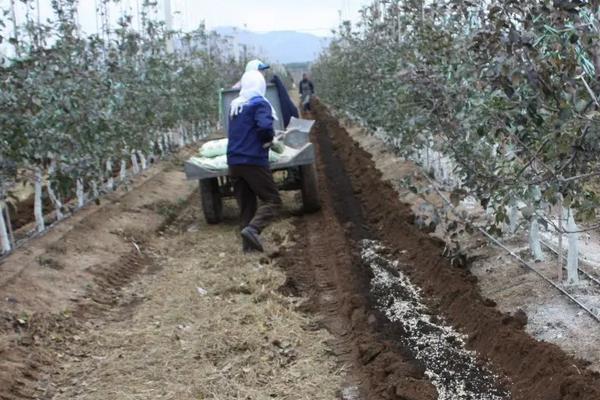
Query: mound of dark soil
283 100 600 400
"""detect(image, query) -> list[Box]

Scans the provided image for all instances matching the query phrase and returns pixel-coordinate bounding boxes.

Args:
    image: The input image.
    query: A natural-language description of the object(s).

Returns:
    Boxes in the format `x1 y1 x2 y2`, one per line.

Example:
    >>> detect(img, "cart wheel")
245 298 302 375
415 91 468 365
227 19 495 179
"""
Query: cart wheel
199 178 223 224
300 164 320 213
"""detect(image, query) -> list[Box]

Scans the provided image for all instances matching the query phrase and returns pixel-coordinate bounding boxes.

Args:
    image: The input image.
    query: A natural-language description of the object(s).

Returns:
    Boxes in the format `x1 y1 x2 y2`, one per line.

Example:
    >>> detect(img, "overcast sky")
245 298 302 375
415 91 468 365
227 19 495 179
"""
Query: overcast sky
4 0 371 37
171 0 370 36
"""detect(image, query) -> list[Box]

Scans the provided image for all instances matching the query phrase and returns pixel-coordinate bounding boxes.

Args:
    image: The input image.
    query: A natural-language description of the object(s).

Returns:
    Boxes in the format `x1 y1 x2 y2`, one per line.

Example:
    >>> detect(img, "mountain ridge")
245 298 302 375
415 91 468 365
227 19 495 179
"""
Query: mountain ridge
214 26 330 64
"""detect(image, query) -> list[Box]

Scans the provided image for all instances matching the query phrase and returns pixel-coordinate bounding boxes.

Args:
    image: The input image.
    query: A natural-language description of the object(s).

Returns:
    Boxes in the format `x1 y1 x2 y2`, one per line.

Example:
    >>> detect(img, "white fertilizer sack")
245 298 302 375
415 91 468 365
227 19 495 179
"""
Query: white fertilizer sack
199 138 228 158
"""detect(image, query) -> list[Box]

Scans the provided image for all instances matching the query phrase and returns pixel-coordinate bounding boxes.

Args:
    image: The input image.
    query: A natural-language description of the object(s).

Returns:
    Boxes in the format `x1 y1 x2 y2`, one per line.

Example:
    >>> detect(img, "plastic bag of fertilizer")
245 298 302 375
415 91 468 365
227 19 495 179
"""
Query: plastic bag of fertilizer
199 138 228 158
193 152 281 168
189 155 228 170
190 142 297 170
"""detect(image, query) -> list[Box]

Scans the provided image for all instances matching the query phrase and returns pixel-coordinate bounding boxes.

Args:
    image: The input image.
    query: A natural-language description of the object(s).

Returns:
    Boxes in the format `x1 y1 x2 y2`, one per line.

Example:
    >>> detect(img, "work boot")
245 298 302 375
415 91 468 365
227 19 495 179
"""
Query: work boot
241 226 264 252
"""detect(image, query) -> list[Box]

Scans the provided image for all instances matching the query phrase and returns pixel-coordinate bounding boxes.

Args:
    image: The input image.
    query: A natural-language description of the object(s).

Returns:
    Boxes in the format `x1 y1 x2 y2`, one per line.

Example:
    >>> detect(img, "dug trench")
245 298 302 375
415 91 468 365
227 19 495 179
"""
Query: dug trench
278 100 600 400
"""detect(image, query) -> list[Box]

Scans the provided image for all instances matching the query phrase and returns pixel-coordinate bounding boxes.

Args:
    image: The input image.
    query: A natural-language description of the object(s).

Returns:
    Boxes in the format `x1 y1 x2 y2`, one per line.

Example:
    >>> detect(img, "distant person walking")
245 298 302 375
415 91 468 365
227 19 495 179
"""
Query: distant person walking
299 73 315 112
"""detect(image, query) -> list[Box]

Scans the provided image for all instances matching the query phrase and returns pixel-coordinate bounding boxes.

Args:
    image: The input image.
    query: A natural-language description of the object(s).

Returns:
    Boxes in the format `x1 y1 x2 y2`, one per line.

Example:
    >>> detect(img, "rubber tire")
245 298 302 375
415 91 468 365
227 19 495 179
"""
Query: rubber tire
199 178 223 224
300 164 321 213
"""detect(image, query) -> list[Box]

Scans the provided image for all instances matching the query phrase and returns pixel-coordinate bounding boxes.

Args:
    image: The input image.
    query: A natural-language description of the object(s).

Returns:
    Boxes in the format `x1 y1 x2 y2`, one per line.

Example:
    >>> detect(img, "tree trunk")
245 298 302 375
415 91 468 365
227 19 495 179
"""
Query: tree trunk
0 202 11 254
34 167 45 233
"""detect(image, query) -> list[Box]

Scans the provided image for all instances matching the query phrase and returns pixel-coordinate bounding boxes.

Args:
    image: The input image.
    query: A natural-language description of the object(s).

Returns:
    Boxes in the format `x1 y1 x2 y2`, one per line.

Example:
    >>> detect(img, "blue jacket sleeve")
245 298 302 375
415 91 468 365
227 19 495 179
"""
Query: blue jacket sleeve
254 101 275 143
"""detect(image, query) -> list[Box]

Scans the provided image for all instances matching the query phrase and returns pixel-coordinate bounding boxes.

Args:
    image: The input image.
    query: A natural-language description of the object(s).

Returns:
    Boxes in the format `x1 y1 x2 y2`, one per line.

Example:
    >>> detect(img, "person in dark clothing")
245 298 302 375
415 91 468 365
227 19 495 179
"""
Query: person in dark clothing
271 74 299 128
299 73 315 112
228 70 282 252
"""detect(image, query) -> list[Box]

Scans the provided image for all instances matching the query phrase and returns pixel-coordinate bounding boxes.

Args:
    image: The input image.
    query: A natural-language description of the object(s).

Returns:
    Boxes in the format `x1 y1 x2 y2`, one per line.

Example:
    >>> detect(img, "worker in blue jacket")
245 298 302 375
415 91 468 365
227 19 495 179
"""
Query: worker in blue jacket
228 70 282 252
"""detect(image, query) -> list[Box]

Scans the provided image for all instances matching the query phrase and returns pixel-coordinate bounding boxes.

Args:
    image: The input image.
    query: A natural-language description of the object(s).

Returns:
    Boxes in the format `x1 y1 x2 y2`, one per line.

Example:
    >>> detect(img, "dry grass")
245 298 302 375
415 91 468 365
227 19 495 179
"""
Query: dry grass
52 197 344 400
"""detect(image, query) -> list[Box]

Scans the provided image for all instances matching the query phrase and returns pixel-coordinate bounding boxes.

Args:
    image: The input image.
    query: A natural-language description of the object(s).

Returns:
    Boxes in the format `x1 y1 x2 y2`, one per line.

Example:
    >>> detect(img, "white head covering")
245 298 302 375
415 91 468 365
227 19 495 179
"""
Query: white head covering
245 59 269 72
230 70 278 120
230 59 269 89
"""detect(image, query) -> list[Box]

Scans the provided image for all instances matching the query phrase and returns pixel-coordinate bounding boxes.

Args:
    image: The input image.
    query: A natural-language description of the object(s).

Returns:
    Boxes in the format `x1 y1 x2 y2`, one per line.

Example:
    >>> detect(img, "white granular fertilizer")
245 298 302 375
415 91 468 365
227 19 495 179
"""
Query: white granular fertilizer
361 240 510 400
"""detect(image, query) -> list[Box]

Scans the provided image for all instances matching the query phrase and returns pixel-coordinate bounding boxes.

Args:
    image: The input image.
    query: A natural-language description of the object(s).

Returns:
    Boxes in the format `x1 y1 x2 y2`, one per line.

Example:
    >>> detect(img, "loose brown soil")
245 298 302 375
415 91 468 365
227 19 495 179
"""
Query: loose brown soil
292 100 600 400
279 127 440 398
7 193 53 232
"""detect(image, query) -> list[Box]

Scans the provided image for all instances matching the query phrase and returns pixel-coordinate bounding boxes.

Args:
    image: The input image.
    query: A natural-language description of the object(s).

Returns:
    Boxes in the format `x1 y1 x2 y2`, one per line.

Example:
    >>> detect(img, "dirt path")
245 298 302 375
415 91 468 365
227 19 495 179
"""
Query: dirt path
0 148 343 399
47 196 342 399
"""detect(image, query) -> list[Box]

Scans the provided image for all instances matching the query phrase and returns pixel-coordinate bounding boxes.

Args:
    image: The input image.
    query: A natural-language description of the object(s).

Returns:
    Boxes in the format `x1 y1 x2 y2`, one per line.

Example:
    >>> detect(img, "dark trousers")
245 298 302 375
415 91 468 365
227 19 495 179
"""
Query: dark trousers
229 164 282 233
301 94 312 111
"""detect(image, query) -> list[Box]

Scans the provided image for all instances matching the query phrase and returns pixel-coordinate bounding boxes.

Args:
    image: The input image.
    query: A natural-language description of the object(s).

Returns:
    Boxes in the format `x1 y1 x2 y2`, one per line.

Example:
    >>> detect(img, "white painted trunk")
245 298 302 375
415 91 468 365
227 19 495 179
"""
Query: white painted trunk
148 141 155 159
47 161 64 220
529 218 544 261
120 159 127 181
138 151 147 170
178 125 185 147
106 159 114 191
76 178 85 208
508 204 519 233
131 152 140 174
566 210 579 285
158 136 165 155
92 180 99 198
557 200 564 282
532 186 542 201
440 159 449 184
46 181 64 221
435 156 443 182
164 133 170 153
0 202 11 253
184 125 189 144
34 167 45 232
